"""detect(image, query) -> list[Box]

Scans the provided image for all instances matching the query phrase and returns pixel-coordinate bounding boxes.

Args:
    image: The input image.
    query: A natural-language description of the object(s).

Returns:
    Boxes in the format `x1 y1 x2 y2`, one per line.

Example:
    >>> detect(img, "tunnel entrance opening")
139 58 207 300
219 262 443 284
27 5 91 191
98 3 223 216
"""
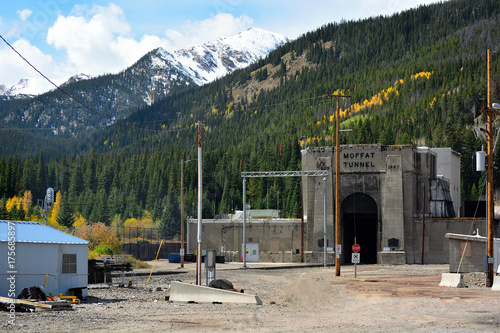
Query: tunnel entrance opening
342 193 378 264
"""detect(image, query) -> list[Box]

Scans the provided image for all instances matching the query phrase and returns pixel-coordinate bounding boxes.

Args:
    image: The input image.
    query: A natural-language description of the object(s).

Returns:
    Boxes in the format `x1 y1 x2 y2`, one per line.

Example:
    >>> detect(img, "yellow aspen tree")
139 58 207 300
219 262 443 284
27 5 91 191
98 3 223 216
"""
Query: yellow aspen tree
22 191 33 212
48 190 62 226
6 196 21 212
72 213 88 229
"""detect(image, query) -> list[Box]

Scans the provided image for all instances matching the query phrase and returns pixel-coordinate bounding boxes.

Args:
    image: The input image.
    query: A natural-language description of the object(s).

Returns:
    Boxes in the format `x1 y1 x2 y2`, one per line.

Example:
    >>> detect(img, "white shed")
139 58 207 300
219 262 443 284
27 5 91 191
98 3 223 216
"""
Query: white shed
0 220 89 299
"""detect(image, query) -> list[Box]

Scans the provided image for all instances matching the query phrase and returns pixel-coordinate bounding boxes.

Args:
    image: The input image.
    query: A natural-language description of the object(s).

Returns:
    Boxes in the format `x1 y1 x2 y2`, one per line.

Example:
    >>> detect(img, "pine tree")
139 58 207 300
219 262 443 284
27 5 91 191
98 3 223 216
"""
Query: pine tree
57 196 75 228
0 202 8 220
35 151 47 200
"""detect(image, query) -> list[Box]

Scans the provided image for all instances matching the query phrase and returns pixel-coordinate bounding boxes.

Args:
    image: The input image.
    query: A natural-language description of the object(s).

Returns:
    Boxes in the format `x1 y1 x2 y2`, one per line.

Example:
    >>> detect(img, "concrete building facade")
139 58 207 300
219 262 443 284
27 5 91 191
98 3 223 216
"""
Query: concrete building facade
187 144 499 265
302 144 462 265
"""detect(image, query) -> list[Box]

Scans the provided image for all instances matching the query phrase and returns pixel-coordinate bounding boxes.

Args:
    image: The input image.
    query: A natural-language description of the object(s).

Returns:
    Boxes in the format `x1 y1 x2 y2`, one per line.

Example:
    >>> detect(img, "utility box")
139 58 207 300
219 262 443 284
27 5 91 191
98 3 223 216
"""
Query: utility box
242 243 259 262
205 249 216 286
476 151 486 171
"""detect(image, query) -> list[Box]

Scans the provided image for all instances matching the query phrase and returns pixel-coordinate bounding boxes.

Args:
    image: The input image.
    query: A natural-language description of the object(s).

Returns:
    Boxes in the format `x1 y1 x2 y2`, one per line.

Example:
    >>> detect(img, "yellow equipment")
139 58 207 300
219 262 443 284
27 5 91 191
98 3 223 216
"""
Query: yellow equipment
58 293 80 304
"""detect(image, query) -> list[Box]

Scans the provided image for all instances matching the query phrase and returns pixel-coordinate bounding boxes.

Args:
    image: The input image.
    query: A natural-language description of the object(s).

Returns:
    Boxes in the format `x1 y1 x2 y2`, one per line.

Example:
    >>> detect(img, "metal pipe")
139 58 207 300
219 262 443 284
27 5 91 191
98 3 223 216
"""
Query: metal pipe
180 159 184 268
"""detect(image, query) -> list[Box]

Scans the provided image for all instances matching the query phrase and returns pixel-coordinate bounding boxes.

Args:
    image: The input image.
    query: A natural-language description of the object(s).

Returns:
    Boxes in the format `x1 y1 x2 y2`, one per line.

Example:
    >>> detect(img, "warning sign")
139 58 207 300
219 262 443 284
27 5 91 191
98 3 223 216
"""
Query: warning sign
352 253 360 264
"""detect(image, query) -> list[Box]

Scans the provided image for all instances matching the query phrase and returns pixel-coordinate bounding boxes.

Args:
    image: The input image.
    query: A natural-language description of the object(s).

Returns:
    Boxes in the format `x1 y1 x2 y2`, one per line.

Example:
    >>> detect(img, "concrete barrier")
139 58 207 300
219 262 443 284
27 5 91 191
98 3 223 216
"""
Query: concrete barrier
492 275 500 290
169 281 262 304
439 273 467 288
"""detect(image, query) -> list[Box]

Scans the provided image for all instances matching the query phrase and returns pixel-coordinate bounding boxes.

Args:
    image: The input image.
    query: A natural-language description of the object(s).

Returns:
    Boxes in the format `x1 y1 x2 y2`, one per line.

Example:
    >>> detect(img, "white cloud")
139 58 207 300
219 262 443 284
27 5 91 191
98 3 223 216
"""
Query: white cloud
46 3 141 76
164 13 254 50
44 5 254 78
17 9 33 21
0 38 61 87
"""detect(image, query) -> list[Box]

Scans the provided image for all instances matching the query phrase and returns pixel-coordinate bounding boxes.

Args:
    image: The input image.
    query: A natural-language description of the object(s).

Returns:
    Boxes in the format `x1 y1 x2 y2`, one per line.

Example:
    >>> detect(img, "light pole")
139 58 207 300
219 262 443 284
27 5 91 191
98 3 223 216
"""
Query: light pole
196 122 203 285
243 178 247 268
180 158 197 268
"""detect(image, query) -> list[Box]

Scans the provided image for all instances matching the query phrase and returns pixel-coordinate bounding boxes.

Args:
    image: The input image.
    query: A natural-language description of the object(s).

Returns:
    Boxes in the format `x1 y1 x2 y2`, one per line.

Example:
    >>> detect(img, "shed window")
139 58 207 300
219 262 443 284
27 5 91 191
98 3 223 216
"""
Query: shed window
62 254 77 274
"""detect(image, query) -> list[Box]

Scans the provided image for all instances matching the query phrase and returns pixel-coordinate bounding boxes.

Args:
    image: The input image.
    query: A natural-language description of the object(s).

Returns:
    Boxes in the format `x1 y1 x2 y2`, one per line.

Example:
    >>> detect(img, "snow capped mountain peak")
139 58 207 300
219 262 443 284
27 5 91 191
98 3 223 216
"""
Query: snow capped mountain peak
170 27 289 85
0 78 55 98
63 73 92 85
221 27 289 54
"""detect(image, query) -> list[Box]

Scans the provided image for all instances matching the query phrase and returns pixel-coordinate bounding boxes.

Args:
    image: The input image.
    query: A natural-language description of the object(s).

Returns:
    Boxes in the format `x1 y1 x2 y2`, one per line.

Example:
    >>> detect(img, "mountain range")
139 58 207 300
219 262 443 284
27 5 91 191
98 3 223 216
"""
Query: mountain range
0 28 288 137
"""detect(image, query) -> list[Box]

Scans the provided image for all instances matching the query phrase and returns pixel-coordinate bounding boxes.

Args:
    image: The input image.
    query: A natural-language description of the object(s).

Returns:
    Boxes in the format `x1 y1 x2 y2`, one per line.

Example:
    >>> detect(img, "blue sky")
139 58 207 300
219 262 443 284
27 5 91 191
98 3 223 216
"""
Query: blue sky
0 0 439 87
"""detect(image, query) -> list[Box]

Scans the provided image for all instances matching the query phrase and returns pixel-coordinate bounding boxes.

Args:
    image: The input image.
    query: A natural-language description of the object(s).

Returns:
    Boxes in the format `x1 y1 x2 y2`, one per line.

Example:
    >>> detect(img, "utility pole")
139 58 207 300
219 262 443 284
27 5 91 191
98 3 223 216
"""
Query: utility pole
328 94 350 277
196 121 203 285
481 49 499 287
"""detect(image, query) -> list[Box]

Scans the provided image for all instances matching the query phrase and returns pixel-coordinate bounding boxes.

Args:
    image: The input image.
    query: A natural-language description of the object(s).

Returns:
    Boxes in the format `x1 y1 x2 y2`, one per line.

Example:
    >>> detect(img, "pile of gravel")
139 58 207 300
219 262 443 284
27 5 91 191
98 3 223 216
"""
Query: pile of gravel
463 272 486 288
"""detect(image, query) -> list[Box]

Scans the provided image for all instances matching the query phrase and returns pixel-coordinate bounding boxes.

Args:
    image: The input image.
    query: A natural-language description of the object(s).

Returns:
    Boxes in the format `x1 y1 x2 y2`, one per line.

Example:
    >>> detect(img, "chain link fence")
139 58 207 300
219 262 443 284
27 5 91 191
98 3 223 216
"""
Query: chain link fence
112 226 183 261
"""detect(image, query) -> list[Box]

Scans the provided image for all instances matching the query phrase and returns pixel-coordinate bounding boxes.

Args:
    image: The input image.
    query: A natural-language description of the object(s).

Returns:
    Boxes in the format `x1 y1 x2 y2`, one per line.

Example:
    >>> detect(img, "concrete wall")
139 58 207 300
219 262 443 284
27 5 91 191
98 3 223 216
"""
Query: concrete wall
187 219 303 262
186 215 497 266
0 242 88 298
446 234 486 273
408 218 487 264
447 235 500 273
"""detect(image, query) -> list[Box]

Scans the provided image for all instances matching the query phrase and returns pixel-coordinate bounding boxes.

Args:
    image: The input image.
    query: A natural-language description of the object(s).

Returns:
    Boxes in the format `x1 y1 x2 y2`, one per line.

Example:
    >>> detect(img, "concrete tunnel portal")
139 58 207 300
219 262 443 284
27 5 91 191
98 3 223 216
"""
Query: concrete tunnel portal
342 192 378 264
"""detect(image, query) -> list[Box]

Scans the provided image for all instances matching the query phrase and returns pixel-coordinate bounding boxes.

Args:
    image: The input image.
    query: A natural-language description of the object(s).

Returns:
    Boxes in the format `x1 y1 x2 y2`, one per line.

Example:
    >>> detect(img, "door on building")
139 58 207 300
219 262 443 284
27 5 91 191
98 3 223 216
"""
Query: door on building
342 193 378 264
242 243 259 262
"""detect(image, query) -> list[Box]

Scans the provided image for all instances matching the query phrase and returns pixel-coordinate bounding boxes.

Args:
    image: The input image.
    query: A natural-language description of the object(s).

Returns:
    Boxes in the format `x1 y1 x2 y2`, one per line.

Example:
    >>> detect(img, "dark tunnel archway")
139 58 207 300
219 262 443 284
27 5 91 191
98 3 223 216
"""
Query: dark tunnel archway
342 193 378 264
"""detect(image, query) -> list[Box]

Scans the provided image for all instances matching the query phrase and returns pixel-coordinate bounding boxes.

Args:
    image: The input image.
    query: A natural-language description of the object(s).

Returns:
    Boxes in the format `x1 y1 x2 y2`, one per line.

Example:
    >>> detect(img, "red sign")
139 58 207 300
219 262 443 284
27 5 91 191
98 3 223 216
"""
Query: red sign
352 244 360 253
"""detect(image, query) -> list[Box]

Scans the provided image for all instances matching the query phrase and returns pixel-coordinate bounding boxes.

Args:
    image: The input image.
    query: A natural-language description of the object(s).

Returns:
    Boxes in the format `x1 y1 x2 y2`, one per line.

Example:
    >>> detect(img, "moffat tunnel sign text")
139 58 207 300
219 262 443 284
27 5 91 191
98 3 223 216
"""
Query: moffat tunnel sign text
343 152 376 169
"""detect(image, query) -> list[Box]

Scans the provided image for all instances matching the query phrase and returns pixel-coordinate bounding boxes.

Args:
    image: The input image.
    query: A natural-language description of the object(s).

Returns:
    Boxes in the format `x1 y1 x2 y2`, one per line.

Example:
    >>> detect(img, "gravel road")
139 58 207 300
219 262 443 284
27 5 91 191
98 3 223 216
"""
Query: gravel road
3 262 500 332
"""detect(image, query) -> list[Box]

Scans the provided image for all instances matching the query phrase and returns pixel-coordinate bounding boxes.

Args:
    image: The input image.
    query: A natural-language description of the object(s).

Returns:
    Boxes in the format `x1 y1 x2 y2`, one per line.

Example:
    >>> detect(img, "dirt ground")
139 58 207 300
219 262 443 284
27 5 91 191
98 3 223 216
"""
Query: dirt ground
3 262 500 332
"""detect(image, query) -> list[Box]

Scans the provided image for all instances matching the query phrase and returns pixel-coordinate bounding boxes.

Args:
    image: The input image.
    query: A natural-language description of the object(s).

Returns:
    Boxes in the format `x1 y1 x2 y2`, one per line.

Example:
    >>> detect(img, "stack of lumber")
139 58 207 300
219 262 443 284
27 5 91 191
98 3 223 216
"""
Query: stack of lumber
0 296 73 312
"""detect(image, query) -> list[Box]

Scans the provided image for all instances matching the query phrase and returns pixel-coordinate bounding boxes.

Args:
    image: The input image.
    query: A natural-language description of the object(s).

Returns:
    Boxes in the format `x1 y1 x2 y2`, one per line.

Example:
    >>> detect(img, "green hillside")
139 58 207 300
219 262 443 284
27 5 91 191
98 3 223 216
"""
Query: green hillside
1 0 499 236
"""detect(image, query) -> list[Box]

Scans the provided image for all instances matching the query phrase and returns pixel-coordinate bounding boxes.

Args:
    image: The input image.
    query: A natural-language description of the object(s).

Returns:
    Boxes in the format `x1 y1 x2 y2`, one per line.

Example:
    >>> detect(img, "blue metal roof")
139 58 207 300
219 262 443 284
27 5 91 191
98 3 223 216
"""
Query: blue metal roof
0 220 89 245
